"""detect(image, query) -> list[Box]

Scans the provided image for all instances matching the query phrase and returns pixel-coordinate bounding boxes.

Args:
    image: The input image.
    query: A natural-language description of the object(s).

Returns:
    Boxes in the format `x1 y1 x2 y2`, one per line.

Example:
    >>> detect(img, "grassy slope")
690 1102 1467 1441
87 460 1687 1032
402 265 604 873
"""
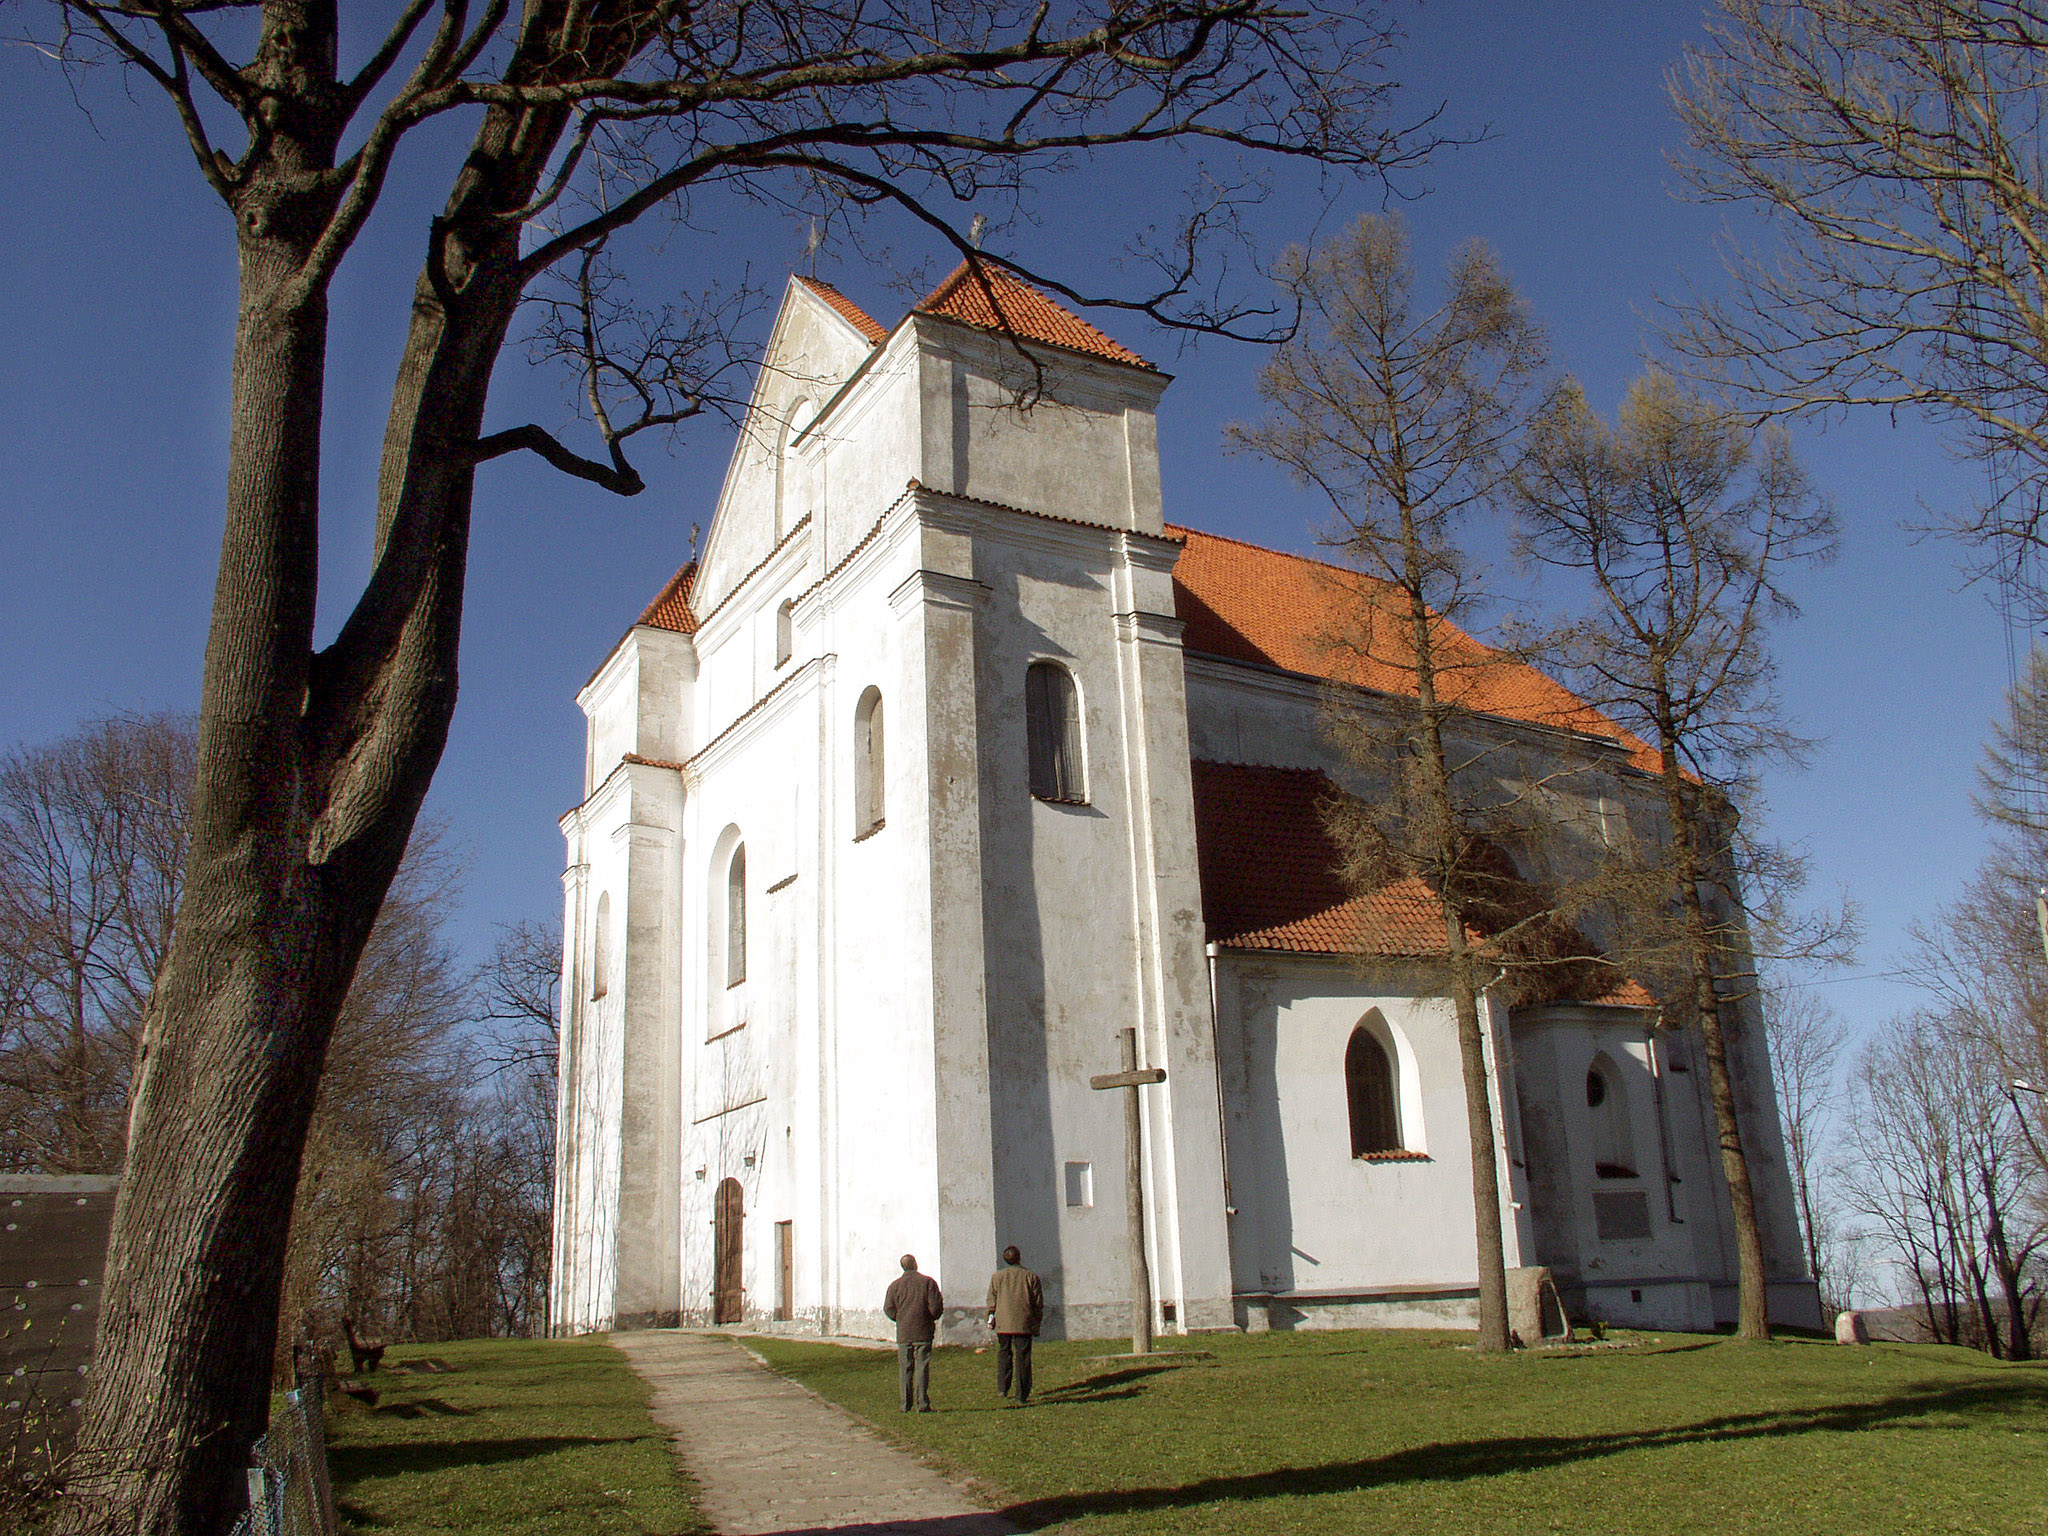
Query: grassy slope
324 1338 706 1536
750 1330 2048 1535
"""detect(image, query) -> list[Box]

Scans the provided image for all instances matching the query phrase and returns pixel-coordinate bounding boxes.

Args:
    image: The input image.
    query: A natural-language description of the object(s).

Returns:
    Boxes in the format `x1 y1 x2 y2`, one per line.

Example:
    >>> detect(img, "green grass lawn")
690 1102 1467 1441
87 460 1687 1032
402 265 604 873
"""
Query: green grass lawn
748 1330 2048 1535
323 1338 706 1536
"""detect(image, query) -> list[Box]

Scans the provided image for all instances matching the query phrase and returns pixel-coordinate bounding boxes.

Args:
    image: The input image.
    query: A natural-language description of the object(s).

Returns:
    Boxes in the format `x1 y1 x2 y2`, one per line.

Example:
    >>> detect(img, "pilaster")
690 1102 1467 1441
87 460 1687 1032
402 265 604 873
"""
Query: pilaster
1110 559 1233 1333
891 562 999 1338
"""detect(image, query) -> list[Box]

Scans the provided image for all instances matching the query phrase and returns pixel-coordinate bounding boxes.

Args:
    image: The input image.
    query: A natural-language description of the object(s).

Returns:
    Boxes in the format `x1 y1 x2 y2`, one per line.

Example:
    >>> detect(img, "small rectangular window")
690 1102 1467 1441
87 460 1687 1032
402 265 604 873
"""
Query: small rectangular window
1593 1190 1652 1242
1064 1161 1094 1209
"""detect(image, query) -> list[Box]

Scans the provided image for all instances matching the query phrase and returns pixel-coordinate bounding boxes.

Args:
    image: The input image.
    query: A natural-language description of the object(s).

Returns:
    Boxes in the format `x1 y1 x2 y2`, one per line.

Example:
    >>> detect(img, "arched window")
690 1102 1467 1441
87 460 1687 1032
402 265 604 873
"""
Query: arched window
854 687 885 837
591 892 611 999
725 844 747 987
774 600 794 668
1586 1054 1636 1178
1346 1025 1401 1156
1026 661 1085 803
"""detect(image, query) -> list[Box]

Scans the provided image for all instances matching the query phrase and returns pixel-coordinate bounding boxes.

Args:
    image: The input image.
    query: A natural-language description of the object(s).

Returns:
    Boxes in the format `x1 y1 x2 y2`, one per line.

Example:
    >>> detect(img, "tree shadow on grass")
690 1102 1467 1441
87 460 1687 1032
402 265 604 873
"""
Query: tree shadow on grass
1037 1365 1183 1404
995 1378 2048 1528
367 1396 471 1419
327 1434 635 1479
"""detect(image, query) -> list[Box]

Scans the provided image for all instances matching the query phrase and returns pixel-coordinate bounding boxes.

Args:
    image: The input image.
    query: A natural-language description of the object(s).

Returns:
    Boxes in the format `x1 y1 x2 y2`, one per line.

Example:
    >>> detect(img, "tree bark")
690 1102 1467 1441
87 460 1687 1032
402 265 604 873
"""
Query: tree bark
66 162 368 1536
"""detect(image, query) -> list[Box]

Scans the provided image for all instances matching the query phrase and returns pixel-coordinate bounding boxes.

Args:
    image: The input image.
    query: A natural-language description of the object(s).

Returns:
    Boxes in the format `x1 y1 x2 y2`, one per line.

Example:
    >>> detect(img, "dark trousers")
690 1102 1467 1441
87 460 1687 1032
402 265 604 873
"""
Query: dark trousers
996 1333 1033 1402
897 1340 932 1411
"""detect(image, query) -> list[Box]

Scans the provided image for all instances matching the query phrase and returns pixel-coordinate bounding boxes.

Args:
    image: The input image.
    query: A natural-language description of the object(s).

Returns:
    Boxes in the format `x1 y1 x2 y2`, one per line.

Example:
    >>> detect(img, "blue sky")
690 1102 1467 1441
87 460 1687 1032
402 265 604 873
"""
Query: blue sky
0 3 2014 1049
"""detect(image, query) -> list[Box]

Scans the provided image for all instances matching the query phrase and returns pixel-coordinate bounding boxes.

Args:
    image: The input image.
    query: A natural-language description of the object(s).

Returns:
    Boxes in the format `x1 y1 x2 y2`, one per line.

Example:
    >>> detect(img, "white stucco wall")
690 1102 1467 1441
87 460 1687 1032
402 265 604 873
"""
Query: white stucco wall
1213 955 1527 1308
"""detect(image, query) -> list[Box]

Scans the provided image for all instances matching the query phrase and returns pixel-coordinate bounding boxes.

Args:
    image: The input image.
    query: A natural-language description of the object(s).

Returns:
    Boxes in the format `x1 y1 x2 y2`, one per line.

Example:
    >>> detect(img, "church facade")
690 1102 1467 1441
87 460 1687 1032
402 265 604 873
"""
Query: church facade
550 266 1821 1342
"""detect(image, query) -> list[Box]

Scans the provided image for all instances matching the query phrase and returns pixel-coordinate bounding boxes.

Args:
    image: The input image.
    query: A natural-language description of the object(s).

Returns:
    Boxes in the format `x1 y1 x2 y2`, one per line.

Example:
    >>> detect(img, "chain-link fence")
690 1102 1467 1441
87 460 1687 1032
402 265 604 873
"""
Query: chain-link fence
230 1378 336 1536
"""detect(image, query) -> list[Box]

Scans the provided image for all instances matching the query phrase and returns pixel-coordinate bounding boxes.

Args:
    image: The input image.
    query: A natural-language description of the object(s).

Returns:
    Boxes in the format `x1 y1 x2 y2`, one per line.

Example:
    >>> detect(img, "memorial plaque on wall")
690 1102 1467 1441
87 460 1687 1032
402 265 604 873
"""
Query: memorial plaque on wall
1 1175 119 1469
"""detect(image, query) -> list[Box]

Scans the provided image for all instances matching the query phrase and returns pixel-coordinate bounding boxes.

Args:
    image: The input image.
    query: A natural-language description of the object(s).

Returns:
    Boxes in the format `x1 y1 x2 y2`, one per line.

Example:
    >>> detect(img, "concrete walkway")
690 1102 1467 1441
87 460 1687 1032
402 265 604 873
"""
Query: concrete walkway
609 1329 1021 1536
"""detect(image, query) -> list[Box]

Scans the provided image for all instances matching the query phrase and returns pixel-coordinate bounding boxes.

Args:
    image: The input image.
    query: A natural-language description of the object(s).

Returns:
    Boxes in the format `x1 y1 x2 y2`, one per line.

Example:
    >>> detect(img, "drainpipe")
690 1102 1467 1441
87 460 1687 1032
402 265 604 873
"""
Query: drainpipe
1645 1013 1683 1223
1205 942 1234 1217
1475 968 1525 1252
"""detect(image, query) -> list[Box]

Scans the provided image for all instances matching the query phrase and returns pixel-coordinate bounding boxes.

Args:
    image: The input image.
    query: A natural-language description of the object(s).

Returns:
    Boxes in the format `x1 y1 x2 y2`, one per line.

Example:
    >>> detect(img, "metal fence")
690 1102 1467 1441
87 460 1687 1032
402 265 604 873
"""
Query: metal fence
230 1379 336 1536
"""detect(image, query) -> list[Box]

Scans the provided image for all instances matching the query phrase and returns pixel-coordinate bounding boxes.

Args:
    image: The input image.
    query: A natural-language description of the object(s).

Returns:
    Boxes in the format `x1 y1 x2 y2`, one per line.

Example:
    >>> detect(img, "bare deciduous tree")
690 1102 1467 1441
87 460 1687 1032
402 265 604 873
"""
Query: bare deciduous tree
1511 370 1839 1340
1763 975 1851 1312
1672 0 2048 603
1844 1006 2042 1356
1231 213 1559 1352
23 3 1435 1526
0 713 192 1176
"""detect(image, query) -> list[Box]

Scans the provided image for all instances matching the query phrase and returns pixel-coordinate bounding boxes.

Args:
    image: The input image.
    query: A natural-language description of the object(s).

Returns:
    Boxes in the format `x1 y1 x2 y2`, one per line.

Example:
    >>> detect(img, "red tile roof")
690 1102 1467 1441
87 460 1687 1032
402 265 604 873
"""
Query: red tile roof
1190 760 1658 1006
795 275 889 345
1167 525 1661 774
914 261 1156 371
1192 761 1455 957
638 562 699 633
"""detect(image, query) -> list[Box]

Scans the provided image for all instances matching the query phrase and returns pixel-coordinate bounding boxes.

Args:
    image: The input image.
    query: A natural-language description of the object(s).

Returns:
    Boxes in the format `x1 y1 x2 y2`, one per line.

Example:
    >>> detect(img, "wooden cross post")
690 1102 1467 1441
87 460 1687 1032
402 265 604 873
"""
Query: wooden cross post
1090 1026 1166 1355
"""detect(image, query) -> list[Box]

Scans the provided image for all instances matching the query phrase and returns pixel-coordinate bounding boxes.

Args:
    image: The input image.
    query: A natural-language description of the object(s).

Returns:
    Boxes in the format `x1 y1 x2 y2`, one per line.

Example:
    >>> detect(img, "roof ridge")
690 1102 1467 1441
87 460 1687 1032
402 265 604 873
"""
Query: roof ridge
637 560 699 631
911 259 1155 370
793 274 888 344
1167 520 1375 586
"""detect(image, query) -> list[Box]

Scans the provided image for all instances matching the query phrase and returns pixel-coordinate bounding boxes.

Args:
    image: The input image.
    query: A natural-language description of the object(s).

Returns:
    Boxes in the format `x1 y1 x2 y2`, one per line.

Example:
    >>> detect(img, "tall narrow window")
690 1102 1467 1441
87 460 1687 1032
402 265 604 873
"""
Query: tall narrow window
1026 661 1084 803
775 398 814 541
1587 1054 1637 1178
591 892 611 999
774 600 794 668
1345 1025 1401 1156
726 844 747 987
854 687 885 837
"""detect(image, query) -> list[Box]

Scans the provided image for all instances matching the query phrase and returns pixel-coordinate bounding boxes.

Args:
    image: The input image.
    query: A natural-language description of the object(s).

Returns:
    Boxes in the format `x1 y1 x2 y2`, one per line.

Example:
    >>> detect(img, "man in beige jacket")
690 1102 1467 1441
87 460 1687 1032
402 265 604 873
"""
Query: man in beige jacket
985 1245 1044 1405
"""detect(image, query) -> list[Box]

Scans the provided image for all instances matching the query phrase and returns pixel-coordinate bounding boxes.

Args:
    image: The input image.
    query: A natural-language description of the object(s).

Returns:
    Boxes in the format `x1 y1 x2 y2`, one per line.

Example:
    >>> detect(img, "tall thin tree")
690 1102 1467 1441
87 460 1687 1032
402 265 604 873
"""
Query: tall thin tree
1512 370 1837 1339
1232 214 1550 1351
1763 976 1850 1312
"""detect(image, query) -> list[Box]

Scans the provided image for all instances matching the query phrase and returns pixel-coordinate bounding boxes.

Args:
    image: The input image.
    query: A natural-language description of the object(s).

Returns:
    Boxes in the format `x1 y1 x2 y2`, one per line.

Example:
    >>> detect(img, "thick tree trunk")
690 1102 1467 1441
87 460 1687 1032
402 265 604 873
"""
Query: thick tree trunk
63 8 638 1523
1658 736 1771 1342
61 193 391 1535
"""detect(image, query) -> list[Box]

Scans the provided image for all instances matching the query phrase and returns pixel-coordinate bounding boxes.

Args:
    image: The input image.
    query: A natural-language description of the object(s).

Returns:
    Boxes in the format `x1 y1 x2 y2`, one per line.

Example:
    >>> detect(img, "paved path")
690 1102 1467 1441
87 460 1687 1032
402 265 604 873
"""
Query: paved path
609 1329 1021 1536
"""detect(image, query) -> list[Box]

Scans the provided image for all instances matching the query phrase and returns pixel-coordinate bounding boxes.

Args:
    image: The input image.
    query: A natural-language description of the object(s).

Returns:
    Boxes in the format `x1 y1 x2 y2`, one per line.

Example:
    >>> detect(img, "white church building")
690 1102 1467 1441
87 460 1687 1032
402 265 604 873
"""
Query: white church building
549 264 1821 1342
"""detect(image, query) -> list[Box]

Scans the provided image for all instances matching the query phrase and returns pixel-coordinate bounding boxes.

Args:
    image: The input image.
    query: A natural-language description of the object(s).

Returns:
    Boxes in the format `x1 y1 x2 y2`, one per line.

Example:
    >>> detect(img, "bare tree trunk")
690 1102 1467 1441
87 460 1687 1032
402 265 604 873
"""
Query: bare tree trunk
1403 517 1512 1353
1658 726 1772 1342
68 13 615 1528
1982 1166 2032 1361
69 186 372 1534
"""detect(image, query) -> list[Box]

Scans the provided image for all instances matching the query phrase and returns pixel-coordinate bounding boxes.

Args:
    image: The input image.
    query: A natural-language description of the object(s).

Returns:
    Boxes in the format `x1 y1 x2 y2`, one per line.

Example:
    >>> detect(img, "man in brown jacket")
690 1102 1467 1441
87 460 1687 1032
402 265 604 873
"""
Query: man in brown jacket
882 1253 943 1412
985 1245 1044 1405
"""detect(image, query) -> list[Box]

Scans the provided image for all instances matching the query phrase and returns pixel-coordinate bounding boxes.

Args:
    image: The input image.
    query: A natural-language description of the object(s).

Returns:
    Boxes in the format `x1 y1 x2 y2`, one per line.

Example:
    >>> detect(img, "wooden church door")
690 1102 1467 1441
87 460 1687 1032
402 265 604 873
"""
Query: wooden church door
713 1177 745 1323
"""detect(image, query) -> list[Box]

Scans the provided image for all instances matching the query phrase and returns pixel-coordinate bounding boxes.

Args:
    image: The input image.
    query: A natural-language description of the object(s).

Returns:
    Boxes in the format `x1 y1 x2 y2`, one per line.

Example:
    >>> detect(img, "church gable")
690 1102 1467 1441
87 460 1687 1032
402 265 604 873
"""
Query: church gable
693 276 885 613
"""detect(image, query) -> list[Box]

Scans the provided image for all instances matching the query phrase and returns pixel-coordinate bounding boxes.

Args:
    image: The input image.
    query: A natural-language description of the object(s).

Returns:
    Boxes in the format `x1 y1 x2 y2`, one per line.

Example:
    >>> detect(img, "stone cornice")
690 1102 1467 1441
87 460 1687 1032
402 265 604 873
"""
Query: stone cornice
686 655 823 778
889 568 993 617
1114 610 1188 646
